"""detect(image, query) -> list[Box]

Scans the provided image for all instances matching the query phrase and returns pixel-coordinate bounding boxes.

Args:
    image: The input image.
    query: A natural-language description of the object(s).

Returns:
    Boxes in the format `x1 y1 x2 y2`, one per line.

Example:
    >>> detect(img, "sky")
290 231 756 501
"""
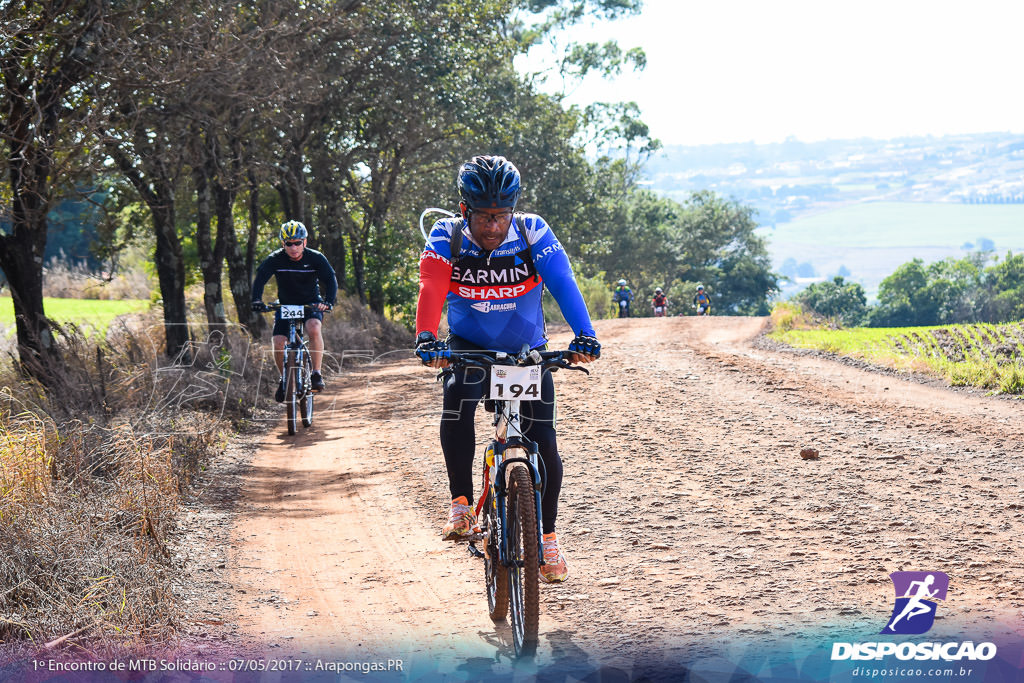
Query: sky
518 0 1024 146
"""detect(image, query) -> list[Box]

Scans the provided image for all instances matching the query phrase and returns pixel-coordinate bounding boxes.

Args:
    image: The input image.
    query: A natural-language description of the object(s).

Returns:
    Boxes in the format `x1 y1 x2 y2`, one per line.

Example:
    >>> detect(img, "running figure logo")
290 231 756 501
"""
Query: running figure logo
882 571 949 635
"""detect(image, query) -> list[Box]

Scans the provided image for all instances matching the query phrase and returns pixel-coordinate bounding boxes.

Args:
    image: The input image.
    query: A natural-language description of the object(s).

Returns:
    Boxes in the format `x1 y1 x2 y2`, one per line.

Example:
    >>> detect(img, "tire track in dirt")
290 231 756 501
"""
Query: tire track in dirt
224 316 1024 675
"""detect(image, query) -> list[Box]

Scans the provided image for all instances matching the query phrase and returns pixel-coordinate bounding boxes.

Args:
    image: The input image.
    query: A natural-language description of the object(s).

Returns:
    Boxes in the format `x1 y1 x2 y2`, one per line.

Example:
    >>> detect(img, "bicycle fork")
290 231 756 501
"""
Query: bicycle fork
288 329 307 396
492 441 545 569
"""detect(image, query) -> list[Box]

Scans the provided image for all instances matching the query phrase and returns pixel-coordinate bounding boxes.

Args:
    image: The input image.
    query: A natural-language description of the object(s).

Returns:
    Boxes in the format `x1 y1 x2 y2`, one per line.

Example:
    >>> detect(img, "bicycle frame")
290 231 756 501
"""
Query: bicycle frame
284 320 309 387
487 397 545 572
440 348 588 657
257 301 321 433
444 350 587 567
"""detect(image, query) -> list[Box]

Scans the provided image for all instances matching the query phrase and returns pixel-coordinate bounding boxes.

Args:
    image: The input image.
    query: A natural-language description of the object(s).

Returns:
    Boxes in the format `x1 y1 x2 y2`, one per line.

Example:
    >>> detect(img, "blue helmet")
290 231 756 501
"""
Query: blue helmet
279 220 307 242
457 155 521 210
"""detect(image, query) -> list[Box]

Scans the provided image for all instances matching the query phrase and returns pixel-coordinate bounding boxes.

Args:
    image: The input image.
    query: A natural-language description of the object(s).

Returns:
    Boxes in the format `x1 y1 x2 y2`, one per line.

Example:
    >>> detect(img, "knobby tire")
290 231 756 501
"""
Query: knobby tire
507 464 539 657
285 352 297 436
300 354 314 428
484 489 509 621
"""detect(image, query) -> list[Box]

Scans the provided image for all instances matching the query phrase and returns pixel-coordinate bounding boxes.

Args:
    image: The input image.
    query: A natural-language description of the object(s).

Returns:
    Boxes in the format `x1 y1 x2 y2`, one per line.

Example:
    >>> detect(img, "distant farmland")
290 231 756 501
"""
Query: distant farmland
757 202 1024 299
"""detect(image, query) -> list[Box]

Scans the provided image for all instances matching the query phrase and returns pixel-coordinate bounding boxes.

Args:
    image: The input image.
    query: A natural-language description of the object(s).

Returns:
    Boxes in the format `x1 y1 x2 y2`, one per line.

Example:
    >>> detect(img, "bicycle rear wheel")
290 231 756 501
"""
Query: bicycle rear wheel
506 464 539 657
300 354 313 428
285 353 297 435
483 488 508 621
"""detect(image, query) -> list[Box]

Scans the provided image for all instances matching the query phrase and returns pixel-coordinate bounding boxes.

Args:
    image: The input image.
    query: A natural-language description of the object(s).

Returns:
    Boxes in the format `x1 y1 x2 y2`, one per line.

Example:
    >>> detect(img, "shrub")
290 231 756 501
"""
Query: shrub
544 270 612 323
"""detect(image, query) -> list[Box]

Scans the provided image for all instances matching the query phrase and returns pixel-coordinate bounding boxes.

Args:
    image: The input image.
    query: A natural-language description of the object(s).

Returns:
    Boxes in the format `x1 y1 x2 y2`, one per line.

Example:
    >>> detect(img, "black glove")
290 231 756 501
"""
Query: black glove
251 301 268 313
415 331 450 365
568 334 600 359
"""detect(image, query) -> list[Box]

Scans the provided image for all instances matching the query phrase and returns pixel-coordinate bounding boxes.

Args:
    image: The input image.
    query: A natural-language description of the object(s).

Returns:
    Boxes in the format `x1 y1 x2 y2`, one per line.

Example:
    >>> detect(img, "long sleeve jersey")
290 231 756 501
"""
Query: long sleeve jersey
251 248 338 306
416 213 595 353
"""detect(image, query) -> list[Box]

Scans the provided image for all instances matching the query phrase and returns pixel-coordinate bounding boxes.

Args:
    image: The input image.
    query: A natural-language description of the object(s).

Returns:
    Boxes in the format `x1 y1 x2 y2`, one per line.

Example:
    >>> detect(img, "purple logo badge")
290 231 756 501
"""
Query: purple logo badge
881 571 949 635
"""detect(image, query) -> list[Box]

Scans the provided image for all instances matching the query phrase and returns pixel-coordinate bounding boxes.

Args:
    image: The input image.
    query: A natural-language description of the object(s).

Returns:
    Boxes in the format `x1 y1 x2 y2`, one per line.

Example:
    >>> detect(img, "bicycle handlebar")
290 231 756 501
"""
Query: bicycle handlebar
254 301 331 313
442 349 590 377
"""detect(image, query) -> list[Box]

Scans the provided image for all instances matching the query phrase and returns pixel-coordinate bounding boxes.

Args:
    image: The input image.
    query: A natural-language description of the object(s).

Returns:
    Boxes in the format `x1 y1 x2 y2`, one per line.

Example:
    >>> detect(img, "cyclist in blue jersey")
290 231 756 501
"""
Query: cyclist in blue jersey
693 283 711 315
251 221 337 402
613 279 633 317
415 155 600 583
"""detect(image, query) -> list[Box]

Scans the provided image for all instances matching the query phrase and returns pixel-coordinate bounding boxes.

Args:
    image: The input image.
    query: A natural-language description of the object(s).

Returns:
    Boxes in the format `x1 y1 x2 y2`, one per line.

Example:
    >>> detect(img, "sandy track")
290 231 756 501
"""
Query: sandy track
225 316 1024 676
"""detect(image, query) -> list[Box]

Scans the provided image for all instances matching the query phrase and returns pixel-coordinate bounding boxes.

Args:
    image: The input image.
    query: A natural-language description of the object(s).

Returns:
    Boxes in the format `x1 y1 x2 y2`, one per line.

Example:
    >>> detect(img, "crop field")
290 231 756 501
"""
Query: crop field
759 202 1024 299
770 318 1024 395
768 201 1024 250
0 297 151 336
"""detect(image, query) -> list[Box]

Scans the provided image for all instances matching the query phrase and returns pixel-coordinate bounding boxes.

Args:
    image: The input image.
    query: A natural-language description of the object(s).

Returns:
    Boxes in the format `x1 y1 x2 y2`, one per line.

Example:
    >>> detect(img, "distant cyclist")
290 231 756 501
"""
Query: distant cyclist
251 221 338 402
414 154 600 583
652 287 668 316
613 279 633 318
693 284 711 316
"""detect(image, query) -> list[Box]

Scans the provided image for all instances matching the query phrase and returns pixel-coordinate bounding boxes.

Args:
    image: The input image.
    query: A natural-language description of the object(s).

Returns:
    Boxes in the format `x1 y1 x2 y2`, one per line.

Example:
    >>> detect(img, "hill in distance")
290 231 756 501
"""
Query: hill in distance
644 132 1024 299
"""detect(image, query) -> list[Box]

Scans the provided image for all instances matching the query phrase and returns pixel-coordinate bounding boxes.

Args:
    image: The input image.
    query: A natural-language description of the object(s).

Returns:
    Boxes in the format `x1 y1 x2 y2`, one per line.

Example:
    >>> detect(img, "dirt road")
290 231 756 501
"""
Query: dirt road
217 316 1023 679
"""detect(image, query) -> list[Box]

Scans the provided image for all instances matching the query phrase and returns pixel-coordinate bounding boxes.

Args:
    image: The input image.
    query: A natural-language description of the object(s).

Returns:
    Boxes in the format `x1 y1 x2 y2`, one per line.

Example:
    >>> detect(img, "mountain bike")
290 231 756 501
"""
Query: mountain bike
440 347 589 658
255 301 322 435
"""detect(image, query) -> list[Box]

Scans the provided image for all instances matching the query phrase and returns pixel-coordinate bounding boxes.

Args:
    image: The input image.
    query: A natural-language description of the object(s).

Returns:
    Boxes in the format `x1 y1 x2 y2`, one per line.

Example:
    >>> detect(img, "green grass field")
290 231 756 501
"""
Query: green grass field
770 202 1024 249
758 201 1024 300
0 297 151 336
769 307 1024 395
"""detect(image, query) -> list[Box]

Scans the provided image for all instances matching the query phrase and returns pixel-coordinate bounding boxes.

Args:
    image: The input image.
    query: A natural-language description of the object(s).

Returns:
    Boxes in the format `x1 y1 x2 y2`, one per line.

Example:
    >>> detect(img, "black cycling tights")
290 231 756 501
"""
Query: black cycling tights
440 342 562 534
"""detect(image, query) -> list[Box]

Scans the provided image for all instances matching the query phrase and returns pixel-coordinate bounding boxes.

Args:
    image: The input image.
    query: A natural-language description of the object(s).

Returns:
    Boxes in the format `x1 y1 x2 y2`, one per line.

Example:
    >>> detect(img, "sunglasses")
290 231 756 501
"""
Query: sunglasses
469 211 513 225
283 240 304 247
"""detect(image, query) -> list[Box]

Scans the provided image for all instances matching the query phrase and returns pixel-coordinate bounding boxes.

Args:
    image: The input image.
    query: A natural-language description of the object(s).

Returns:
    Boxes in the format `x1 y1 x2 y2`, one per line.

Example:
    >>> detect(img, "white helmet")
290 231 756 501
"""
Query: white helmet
617 279 627 286
696 283 705 291
655 287 663 293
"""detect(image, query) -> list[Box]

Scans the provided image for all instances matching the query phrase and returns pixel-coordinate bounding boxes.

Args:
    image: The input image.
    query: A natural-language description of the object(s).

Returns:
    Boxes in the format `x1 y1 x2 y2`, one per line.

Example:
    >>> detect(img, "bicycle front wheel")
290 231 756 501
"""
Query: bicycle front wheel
300 355 313 428
483 488 508 621
506 464 539 657
285 353 297 435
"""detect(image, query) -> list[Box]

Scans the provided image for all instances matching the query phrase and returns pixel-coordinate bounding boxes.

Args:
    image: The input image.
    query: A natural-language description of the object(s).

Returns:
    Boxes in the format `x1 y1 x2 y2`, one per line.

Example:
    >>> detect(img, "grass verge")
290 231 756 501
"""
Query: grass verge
0 297 152 337
768 304 1024 395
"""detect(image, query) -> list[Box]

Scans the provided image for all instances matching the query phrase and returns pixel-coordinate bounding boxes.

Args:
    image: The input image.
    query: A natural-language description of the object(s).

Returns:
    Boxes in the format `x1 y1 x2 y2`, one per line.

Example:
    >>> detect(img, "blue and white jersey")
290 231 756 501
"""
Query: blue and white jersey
418 213 595 353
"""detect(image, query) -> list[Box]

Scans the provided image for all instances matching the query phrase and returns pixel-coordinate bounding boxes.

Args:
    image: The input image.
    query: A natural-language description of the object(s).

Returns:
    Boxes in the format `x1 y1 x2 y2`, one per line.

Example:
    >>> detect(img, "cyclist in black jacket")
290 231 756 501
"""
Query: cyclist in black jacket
251 221 338 401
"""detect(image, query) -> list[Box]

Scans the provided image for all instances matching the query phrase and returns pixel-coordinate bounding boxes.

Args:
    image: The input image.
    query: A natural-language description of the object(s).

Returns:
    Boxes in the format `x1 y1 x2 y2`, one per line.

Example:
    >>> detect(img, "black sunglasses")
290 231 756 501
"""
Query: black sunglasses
284 240 304 247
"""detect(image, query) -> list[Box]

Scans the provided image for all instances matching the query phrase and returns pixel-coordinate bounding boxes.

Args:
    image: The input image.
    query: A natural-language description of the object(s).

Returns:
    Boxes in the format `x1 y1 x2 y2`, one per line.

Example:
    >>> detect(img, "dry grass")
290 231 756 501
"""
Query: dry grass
0 314 243 652
0 420 183 649
41 259 153 300
0 295 411 655
322 294 411 356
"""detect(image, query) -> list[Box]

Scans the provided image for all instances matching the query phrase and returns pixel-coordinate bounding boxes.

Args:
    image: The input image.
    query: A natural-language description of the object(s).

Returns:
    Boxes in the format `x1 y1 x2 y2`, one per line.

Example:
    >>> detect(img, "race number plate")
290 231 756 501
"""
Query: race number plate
489 365 542 400
279 305 304 319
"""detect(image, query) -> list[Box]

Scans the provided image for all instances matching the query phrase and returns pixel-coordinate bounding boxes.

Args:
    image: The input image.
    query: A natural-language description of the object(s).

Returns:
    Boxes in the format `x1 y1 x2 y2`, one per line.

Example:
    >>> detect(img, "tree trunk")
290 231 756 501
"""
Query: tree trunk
351 243 367 305
151 198 190 360
109 141 190 359
317 199 347 292
0 217 61 381
193 160 228 341
220 179 263 338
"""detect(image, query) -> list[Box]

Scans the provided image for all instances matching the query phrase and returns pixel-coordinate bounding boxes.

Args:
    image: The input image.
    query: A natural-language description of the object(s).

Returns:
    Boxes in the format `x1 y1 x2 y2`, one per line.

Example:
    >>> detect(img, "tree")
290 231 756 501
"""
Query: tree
868 255 985 327
675 191 778 314
981 252 1024 323
0 1 139 378
795 276 867 326
869 259 929 327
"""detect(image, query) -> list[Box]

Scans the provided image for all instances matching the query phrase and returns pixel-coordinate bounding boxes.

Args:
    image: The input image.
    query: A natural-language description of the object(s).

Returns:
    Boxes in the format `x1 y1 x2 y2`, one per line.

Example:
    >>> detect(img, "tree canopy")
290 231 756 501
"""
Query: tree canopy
2 0 782 374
